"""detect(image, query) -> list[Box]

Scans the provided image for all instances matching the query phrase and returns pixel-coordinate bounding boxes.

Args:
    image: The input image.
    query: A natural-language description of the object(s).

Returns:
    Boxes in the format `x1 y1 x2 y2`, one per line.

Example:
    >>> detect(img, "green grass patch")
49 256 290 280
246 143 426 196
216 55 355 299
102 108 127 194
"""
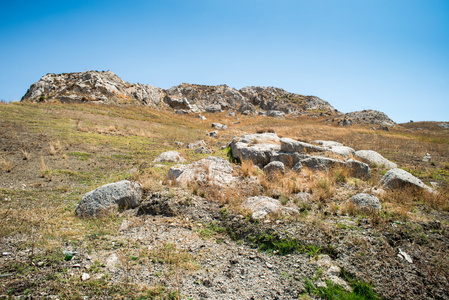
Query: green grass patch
67 151 92 161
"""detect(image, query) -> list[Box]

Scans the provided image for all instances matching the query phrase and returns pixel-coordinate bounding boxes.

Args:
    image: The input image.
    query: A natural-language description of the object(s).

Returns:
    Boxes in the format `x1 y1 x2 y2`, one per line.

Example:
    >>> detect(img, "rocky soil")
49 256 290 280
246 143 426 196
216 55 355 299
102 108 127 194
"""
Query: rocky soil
1 89 448 299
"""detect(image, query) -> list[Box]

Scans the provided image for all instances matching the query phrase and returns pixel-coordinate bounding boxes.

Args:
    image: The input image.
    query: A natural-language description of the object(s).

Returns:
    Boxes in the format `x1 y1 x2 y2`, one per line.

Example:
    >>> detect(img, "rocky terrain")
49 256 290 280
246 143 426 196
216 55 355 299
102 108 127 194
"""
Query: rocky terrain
22 70 343 119
0 74 448 299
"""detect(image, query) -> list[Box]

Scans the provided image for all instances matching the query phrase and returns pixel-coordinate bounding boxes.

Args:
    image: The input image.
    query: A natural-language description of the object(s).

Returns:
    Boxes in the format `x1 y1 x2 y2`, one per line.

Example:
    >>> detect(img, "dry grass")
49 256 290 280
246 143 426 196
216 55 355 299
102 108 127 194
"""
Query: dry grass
0 157 13 172
240 159 260 177
20 148 30 160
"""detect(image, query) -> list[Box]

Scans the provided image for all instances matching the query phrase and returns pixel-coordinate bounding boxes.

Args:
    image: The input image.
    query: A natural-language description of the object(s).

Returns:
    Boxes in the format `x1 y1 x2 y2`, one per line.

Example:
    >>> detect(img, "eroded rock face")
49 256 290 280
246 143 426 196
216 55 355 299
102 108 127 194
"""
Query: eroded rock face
300 156 344 171
22 71 165 106
280 138 326 154
340 110 396 127
355 150 397 169
75 180 142 218
22 71 338 115
231 135 281 167
243 196 298 220
168 156 235 186
380 168 436 193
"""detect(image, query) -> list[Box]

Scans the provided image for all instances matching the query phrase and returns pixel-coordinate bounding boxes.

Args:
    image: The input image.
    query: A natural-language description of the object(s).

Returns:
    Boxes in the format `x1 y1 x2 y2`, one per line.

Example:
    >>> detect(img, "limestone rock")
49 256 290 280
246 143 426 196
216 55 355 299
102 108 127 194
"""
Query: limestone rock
207 131 218 138
270 152 305 168
21 71 165 107
345 159 370 180
153 151 186 163
231 141 280 167
300 156 344 171
380 168 436 193
438 123 449 129
212 123 227 130
75 180 142 218
168 156 234 186
194 146 212 154
164 96 192 110
326 146 355 158
343 110 396 127
313 141 343 148
422 153 431 162
280 138 326 153
187 140 207 149
243 196 298 220
266 110 285 118
355 150 397 169
350 193 381 211
263 161 285 176
239 133 280 144
205 104 222 113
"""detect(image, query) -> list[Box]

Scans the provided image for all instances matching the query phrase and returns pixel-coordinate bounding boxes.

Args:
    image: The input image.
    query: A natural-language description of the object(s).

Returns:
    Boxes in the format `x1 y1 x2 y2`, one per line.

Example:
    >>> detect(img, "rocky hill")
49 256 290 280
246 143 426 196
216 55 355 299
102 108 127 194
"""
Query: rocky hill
338 110 396 127
21 70 338 116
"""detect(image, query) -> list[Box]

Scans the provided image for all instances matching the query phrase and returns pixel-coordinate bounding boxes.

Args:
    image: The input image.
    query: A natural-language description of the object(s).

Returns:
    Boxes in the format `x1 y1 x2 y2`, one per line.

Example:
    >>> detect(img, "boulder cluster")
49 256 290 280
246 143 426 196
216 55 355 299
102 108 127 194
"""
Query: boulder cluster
74 133 437 219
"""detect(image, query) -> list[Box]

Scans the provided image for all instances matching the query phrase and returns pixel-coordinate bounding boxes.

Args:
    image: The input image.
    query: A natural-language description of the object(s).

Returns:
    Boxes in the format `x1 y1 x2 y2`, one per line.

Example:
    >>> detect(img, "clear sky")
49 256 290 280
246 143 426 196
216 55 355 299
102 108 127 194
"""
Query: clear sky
1 0 448 123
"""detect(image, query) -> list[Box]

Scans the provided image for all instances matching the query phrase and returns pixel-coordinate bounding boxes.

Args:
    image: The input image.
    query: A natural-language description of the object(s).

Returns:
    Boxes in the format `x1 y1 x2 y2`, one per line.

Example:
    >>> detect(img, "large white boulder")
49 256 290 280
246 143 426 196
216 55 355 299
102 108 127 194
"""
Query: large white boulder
355 150 397 169
75 180 142 218
243 196 298 220
168 156 235 186
380 168 436 193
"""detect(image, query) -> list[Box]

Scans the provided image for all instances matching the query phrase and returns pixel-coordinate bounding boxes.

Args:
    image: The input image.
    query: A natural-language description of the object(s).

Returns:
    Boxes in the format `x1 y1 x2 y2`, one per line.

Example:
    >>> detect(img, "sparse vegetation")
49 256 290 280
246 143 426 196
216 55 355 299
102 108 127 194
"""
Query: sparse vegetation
0 102 448 299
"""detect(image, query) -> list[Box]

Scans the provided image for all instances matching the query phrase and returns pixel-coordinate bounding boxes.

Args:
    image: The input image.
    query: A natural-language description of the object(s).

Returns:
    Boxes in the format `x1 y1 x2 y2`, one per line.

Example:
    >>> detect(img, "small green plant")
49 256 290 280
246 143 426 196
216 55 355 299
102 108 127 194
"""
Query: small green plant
248 233 305 255
305 278 379 300
226 146 240 164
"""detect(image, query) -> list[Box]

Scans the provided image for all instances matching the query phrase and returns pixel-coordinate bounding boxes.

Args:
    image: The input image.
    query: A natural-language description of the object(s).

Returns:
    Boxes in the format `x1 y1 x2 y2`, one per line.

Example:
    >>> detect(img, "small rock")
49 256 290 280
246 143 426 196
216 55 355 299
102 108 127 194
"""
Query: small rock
350 193 381 211
212 123 227 130
207 131 218 138
398 248 413 263
119 219 132 231
81 273 90 281
266 262 273 269
194 146 212 154
263 161 285 176
153 151 186 163
422 153 431 162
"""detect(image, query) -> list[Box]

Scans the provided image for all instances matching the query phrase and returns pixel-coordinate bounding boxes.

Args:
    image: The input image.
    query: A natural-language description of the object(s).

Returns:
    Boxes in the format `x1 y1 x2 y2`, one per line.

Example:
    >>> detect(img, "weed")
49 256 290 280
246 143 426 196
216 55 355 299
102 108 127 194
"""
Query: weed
20 148 30 160
249 233 305 255
226 146 240 164
0 157 13 172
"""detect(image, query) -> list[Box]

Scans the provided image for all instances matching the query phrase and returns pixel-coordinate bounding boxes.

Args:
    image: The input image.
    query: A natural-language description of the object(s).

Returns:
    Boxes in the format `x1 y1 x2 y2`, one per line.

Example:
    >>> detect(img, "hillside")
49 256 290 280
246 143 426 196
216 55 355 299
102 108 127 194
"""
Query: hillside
1 94 448 298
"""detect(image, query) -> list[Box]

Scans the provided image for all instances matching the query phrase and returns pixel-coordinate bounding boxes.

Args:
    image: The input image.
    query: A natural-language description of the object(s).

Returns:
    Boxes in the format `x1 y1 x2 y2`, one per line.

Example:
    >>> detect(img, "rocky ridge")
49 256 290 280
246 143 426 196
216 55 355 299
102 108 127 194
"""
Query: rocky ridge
22 70 343 117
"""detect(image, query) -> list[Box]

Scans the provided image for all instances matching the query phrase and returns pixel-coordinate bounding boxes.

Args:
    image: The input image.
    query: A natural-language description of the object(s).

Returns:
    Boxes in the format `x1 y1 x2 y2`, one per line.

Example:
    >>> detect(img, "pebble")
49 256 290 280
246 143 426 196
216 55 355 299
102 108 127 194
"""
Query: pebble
266 262 273 269
81 273 90 281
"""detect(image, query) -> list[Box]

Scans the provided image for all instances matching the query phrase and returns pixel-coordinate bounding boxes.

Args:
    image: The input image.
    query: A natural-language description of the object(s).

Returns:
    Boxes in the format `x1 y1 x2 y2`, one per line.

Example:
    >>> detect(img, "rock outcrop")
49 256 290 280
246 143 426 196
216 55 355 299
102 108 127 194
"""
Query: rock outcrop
168 156 235 186
350 193 381 211
75 180 142 218
153 151 186 163
243 196 299 220
337 110 396 127
21 71 338 116
21 71 164 106
380 168 436 194
355 150 397 169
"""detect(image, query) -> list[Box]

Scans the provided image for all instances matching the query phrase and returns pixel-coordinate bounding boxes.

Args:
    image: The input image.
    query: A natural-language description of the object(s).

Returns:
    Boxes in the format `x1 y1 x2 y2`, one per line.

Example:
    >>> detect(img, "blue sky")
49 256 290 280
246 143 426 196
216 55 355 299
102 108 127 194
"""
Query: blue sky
1 0 448 123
